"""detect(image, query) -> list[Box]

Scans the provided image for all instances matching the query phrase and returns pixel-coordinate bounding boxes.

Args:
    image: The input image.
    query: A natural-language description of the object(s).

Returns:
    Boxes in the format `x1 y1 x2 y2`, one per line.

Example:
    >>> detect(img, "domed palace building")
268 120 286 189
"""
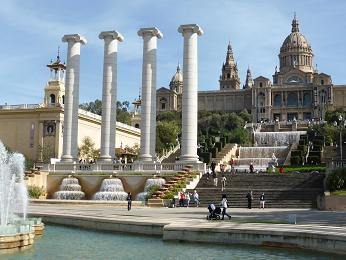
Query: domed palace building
157 15 346 122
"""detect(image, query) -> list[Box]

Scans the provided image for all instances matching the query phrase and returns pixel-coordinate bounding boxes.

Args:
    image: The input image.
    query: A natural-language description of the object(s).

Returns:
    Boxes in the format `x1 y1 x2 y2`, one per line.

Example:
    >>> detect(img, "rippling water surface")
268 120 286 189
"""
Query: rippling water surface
0 225 342 260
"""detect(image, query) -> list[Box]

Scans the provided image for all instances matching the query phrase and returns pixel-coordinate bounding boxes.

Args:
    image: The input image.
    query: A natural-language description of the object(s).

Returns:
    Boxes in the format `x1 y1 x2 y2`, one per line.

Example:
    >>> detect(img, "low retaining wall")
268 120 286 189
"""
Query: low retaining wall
163 223 346 255
318 195 346 211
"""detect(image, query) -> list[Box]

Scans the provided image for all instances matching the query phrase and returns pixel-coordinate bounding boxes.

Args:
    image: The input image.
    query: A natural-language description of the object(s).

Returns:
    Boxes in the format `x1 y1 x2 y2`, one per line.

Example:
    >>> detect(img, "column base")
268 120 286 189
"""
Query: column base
60 155 75 162
138 154 153 162
98 155 112 163
179 154 200 163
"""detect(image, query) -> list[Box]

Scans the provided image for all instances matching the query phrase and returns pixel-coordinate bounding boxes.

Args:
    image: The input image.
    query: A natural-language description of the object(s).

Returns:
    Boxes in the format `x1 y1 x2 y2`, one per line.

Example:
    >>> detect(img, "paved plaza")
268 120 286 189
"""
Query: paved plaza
28 203 346 227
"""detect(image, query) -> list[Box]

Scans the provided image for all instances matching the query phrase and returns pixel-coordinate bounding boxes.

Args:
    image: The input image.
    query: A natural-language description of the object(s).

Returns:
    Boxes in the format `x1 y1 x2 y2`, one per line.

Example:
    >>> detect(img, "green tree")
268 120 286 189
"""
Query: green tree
79 99 102 115
78 136 100 161
156 121 180 154
325 109 345 124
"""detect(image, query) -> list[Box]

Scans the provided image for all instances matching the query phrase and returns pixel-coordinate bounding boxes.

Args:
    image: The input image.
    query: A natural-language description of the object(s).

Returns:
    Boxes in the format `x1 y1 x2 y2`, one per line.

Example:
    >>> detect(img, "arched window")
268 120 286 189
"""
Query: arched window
227 73 230 79
160 97 168 110
320 90 327 104
303 92 312 107
274 94 282 108
62 95 65 104
257 92 265 113
259 82 263 88
135 123 139 128
49 94 56 104
287 92 298 106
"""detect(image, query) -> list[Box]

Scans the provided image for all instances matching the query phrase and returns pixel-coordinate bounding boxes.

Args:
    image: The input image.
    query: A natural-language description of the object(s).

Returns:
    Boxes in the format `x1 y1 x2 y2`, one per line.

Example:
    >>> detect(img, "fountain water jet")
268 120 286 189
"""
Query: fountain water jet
254 131 306 146
54 176 85 200
93 177 128 200
0 140 44 251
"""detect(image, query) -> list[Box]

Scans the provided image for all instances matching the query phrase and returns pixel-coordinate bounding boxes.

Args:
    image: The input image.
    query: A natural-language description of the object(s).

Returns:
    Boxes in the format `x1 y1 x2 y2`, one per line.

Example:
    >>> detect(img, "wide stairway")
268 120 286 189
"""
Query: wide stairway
187 173 325 208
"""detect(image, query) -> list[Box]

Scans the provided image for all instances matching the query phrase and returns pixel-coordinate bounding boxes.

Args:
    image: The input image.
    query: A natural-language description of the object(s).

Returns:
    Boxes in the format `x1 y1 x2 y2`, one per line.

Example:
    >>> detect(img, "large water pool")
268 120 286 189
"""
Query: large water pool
0 225 342 260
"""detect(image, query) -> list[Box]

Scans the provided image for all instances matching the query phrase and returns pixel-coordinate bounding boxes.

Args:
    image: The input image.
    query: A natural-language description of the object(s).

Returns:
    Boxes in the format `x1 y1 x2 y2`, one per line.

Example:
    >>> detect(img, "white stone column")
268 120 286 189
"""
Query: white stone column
98 31 124 162
178 24 203 162
61 34 87 162
137 27 163 161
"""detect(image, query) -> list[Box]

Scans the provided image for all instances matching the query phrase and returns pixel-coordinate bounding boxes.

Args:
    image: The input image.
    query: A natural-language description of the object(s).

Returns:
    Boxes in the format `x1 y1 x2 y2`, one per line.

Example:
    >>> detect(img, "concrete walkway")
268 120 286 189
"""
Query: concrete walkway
28 203 346 255
28 204 346 226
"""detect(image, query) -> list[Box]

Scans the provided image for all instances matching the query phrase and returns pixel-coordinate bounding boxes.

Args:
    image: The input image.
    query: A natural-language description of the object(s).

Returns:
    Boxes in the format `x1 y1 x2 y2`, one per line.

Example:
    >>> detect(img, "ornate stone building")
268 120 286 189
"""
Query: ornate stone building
157 15 346 122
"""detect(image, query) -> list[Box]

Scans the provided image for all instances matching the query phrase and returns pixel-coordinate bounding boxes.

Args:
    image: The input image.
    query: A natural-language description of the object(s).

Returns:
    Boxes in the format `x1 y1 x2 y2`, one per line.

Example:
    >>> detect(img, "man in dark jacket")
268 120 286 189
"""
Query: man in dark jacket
127 192 132 211
246 190 253 209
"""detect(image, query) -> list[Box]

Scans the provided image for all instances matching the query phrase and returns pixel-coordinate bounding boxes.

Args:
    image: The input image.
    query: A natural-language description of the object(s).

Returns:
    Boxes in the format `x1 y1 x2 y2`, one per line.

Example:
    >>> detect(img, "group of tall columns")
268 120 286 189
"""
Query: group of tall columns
60 24 203 164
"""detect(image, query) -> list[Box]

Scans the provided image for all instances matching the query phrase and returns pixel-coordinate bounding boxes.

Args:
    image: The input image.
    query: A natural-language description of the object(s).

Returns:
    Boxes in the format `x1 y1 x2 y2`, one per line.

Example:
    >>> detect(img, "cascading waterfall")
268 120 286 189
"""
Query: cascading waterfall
237 146 289 168
93 178 128 200
54 176 85 200
239 146 289 159
0 140 32 235
254 131 306 146
136 178 166 201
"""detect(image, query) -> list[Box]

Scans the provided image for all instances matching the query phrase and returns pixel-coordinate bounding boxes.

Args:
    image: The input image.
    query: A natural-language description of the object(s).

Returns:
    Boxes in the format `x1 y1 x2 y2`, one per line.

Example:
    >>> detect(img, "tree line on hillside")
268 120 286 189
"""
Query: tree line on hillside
79 99 132 125
79 99 252 156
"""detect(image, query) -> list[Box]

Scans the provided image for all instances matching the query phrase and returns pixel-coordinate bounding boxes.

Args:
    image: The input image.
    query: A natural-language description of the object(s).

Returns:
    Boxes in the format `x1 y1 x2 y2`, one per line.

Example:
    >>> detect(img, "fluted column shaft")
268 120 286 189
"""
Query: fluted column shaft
137 28 162 161
61 34 87 162
178 24 203 162
99 31 124 162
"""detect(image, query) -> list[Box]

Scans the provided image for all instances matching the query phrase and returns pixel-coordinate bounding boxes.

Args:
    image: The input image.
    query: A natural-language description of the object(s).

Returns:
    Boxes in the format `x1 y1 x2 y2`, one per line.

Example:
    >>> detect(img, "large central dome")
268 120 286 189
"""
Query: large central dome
278 15 314 74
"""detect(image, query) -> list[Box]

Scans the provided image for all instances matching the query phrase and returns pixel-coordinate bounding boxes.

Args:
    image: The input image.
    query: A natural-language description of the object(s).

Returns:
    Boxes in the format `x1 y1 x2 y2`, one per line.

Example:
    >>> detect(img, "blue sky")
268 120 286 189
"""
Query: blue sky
0 0 345 106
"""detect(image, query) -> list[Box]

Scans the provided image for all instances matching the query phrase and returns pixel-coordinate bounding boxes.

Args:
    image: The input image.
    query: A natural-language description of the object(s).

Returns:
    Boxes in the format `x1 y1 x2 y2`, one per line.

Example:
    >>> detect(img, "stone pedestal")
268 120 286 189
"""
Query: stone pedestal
61 34 87 162
137 27 163 161
98 31 124 162
178 24 203 162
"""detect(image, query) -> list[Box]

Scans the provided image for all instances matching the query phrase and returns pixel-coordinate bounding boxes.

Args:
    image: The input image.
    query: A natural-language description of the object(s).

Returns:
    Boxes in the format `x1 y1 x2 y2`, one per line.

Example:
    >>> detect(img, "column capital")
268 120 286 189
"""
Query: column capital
99 31 124 42
137 27 163 39
178 24 203 36
62 34 87 44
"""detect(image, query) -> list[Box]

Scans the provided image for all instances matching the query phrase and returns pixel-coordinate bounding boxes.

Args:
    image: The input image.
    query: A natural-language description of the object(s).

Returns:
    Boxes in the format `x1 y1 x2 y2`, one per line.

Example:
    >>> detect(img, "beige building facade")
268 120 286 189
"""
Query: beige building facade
157 15 346 122
0 54 140 162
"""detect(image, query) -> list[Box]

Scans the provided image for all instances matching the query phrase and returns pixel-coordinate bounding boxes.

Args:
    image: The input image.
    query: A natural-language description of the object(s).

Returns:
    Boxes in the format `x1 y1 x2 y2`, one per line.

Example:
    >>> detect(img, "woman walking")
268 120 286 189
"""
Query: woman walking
221 194 231 220
260 192 265 209
193 190 200 207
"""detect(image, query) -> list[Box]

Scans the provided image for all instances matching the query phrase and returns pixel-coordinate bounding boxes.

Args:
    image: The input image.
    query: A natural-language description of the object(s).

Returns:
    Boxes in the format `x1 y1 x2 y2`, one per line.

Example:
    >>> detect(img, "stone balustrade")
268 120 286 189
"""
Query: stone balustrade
45 161 205 174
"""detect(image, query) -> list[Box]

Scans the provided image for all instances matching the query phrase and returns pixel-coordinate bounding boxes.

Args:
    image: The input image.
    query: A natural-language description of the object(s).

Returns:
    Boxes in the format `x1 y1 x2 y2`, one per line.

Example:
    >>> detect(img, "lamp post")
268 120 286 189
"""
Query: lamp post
338 115 345 160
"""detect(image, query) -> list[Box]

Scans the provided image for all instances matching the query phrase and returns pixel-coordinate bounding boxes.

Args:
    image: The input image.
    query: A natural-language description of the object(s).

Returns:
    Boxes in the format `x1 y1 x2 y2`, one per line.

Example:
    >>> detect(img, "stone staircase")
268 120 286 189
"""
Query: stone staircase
147 165 200 207
187 173 325 208
212 143 237 170
161 148 181 163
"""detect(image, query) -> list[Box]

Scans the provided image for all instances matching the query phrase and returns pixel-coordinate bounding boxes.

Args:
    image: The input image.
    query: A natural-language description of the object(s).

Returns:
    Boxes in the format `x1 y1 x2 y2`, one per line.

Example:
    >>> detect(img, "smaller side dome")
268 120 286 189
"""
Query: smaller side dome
170 64 183 83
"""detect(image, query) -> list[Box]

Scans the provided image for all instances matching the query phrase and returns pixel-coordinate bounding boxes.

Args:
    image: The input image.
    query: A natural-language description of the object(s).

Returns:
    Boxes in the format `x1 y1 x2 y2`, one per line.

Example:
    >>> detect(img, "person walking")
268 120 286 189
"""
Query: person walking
221 175 227 191
246 190 253 209
206 166 211 181
260 192 265 209
249 163 254 173
211 161 216 174
213 170 218 187
221 194 231 220
127 192 132 211
185 191 191 207
179 191 185 207
193 190 200 207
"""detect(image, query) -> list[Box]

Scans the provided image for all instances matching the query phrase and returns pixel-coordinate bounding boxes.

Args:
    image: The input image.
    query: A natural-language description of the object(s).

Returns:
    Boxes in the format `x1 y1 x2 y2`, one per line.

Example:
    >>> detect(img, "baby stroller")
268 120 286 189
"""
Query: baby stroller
207 204 222 220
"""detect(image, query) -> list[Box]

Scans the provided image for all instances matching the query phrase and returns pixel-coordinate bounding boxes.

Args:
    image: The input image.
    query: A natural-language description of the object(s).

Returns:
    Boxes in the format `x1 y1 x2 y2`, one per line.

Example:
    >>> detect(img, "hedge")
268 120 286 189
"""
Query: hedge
291 150 303 157
291 156 303 165
209 147 217 158
199 152 212 164
215 142 222 152
307 156 321 165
